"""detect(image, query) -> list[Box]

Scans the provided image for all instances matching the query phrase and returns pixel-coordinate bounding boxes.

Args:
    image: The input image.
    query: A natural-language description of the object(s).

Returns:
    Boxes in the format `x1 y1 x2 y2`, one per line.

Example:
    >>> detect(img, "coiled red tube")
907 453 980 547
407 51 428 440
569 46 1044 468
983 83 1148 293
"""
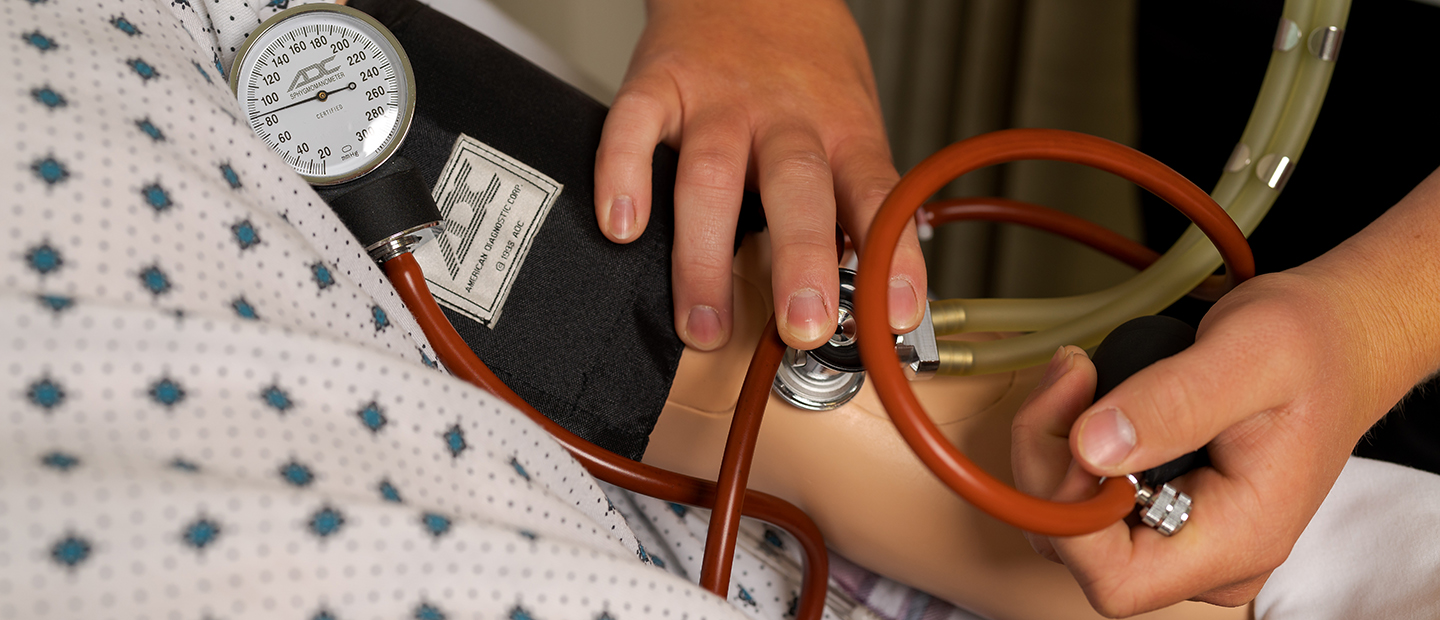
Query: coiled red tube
856 128 1251 535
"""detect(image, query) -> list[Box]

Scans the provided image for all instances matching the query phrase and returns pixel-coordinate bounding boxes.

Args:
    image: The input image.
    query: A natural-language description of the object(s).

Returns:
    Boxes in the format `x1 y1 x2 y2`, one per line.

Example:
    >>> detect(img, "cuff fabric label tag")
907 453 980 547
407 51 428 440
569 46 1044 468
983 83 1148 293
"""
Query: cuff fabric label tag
414 133 563 328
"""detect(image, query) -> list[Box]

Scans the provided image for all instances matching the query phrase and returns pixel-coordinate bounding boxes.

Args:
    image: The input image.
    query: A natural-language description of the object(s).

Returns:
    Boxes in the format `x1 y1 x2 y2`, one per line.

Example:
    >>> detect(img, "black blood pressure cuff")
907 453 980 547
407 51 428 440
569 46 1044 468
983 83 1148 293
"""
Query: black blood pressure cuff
347 0 764 460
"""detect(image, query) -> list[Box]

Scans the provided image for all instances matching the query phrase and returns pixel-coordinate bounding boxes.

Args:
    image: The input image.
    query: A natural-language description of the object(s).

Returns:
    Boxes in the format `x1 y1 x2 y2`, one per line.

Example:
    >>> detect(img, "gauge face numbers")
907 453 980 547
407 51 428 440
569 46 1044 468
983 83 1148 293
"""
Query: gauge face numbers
233 7 412 185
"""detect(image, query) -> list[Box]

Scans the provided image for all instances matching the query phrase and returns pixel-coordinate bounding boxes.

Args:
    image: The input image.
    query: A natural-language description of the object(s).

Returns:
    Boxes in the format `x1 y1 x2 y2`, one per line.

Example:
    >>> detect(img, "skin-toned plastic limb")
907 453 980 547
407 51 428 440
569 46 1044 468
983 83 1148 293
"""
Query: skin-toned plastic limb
382 252 827 620
647 233 1249 619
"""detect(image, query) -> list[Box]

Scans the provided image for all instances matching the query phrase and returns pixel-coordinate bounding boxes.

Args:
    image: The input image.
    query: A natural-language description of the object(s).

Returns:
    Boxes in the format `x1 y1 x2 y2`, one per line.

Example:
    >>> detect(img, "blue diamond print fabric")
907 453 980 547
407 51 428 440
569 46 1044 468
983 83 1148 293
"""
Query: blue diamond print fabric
0 1 753 619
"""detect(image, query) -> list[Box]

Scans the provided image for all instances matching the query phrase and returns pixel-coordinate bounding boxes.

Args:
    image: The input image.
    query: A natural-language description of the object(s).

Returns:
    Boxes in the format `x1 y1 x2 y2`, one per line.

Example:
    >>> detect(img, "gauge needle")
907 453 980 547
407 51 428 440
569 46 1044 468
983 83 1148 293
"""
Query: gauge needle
250 81 357 118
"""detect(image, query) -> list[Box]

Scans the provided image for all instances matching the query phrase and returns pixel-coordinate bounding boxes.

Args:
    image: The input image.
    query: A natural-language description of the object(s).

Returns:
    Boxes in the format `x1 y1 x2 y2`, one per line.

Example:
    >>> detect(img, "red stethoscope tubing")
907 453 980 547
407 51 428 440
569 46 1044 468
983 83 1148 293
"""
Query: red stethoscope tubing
855 128 1252 536
383 254 821 613
382 126 1255 616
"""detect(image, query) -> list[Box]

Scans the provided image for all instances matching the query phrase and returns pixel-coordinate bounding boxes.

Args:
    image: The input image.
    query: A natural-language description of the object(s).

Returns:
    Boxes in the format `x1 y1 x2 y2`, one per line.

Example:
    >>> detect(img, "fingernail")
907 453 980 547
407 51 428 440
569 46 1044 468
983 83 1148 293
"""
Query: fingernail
609 195 634 241
1077 407 1136 469
784 289 828 344
1036 346 1073 391
685 305 723 350
888 277 920 330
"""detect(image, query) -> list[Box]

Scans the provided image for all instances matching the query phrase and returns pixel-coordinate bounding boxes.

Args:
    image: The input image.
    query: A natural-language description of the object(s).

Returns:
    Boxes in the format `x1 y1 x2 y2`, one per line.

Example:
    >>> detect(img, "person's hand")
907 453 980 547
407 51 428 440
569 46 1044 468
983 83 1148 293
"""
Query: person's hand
1010 267 1431 616
594 0 927 351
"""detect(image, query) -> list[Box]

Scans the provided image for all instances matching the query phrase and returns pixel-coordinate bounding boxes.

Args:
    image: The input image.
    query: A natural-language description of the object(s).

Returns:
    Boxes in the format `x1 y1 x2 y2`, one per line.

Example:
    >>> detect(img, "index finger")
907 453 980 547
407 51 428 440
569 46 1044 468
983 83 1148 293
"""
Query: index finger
829 133 927 333
595 75 680 244
753 124 841 350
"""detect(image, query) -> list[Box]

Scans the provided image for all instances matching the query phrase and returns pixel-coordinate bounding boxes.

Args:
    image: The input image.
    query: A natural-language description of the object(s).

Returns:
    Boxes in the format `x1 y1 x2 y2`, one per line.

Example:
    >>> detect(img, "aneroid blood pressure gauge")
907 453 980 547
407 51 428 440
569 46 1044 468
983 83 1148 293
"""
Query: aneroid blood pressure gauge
230 3 416 186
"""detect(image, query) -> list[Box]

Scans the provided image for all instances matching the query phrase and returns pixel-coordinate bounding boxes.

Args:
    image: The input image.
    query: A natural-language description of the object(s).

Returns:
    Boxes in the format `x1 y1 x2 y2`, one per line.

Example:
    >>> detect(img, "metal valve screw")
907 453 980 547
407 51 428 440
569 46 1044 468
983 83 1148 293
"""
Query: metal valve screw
1128 474 1191 536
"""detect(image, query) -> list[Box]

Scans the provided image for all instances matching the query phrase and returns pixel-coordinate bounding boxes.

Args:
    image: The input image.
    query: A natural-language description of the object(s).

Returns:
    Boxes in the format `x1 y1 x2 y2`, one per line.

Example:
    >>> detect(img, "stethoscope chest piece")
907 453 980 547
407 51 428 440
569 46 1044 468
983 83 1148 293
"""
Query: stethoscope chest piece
773 269 866 411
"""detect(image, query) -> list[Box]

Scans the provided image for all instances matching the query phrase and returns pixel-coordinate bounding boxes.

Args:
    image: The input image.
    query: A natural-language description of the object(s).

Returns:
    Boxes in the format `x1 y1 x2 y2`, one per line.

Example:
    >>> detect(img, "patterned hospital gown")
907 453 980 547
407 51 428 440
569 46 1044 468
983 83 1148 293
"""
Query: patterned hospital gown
0 0 790 618
0 0 986 619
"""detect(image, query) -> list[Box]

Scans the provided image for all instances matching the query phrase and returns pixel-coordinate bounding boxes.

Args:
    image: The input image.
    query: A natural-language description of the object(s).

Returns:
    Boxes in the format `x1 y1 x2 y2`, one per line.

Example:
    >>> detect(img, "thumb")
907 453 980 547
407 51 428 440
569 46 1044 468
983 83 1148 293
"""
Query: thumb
1069 321 1292 477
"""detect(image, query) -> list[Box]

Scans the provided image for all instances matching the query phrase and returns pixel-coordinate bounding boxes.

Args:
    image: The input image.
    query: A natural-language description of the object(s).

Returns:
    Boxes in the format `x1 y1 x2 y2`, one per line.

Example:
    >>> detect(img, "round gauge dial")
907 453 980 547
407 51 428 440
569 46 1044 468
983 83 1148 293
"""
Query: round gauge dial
229 4 416 186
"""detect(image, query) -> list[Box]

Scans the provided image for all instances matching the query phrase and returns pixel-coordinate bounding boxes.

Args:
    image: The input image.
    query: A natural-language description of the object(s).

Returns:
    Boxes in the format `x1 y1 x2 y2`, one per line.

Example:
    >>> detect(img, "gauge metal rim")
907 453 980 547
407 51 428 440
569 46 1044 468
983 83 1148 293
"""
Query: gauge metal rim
229 3 417 186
